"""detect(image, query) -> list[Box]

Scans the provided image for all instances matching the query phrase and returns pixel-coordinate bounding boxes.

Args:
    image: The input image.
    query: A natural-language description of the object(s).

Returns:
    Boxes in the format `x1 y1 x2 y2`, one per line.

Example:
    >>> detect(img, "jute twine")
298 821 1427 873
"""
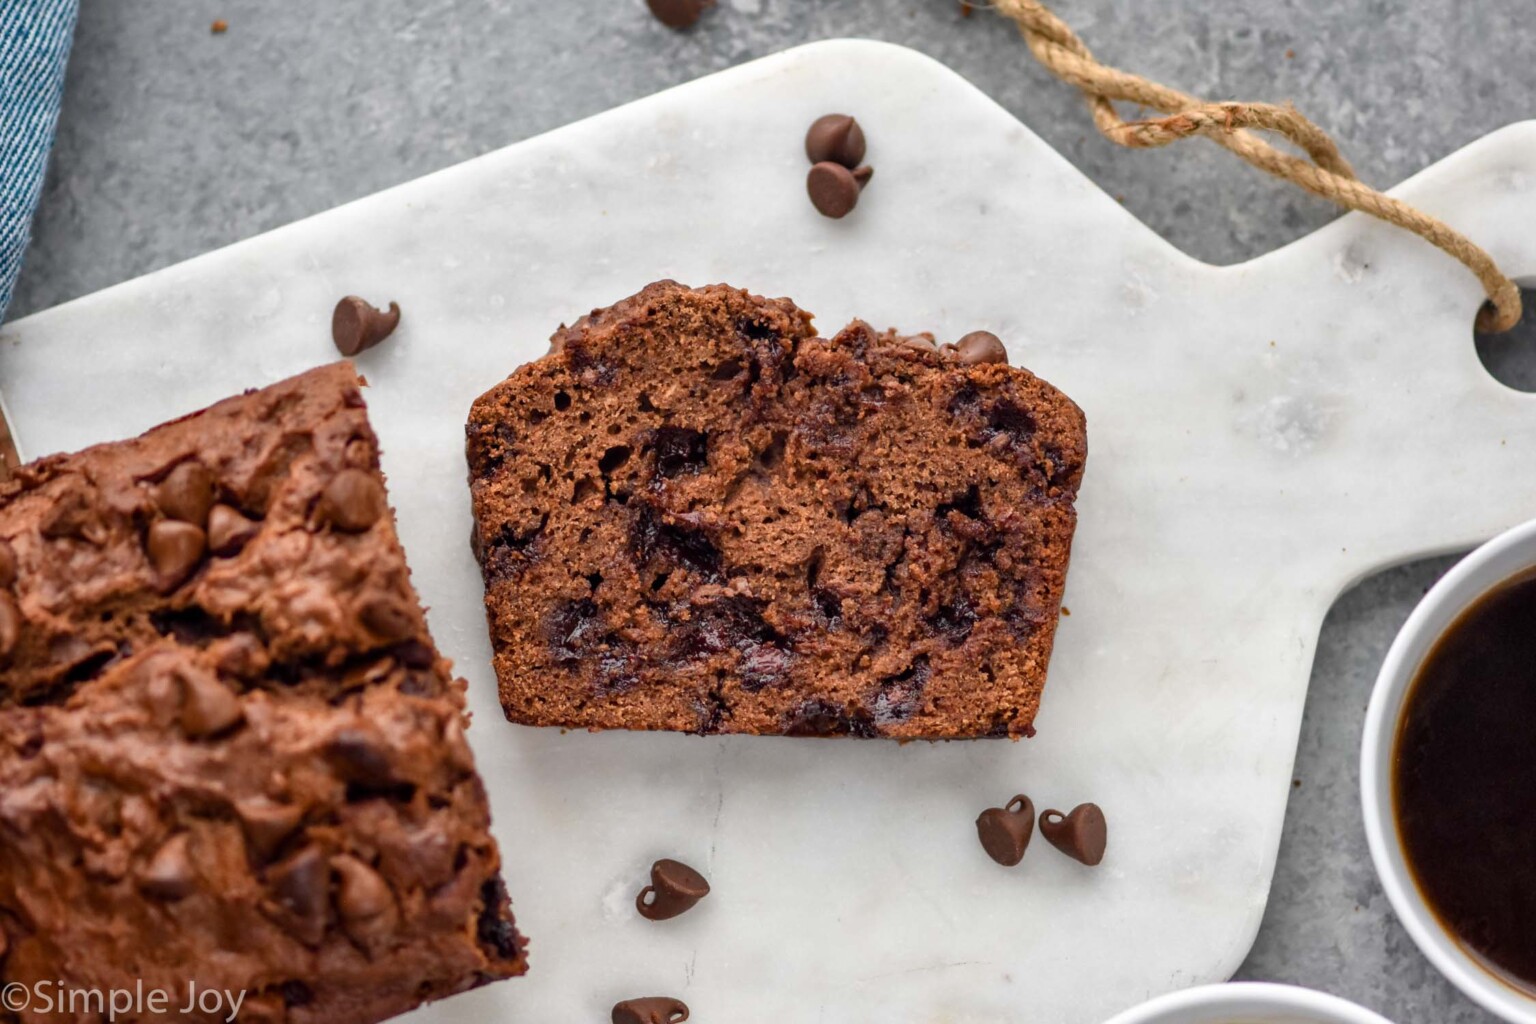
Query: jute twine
990 0 1524 333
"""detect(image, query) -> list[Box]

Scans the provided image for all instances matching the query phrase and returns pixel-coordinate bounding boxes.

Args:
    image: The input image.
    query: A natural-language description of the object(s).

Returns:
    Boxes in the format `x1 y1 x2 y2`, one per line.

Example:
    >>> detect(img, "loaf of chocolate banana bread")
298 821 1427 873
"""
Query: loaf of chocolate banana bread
0 363 526 1024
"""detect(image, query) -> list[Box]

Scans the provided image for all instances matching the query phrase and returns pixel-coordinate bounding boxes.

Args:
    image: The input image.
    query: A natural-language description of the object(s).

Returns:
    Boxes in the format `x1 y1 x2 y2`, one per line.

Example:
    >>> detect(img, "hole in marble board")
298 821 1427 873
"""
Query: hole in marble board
1475 284 1536 392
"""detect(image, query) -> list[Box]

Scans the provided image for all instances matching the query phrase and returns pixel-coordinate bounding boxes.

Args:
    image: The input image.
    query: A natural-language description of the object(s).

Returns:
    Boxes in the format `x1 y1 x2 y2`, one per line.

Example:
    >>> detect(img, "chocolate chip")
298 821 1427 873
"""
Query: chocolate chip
156 462 216 526
331 297 401 357
0 539 16 587
318 470 385 533
147 520 207 592
207 503 259 555
279 981 313 1007
270 846 329 926
0 592 19 659
645 0 713 29
805 114 867 168
976 794 1035 866
358 594 417 643
1039 802 1107 866
140 833 196 900
954 331 1009 366
177 666 243 738
212 633 270 680
237 798 304 860
325 725 394 783
612 997 689 1024
807 161 869 219
899 334 938 352
636 858 711 921
332 854 394 922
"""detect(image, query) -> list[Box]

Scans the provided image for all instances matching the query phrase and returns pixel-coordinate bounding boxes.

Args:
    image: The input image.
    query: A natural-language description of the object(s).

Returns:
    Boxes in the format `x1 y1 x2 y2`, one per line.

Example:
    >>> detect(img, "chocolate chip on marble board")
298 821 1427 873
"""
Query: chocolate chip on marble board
147 520 207 592
207 503 259 555
177 666 244 738
0 538 16 587
975 794 1035 866
805 114 867 168
645 0 714 30
636 858 711 921
0 592 20 659
612 996 690 1024
156 461 216 526
807 161 871 219
331 297 401 358
318 469 385 533
140 833 197 900
1039 802 1107 866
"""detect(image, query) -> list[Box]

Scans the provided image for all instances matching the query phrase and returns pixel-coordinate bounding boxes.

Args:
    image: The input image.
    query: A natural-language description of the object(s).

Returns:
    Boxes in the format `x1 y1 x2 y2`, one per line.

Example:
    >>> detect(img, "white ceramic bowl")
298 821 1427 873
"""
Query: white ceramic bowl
1101 982 1394 1024
1361 517 1536 1024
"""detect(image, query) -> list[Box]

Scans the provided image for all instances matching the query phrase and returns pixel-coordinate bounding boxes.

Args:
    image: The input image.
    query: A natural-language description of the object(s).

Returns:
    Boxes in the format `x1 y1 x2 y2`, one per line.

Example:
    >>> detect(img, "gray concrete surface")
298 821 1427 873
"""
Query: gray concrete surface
13 2 1536 1020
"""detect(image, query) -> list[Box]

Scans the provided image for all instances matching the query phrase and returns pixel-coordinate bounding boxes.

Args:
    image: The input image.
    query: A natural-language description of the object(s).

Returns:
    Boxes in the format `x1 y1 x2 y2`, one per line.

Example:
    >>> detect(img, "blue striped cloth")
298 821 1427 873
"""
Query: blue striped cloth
0 0 76 321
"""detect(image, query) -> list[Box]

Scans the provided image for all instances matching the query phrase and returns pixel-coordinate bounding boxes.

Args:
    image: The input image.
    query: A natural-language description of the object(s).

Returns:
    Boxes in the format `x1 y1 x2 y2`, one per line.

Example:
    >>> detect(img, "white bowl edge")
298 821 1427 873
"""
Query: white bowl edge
1100 982 1394 1024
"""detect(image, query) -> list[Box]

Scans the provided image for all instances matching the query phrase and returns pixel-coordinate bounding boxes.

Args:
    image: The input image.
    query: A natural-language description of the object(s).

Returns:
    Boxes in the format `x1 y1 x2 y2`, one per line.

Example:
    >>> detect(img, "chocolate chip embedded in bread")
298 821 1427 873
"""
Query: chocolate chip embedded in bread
805 114 867 168
954 331 1009 366
645 0 713 29
807 161 869 219
210 633 270 680
0 538 16 587
636 858 711 921
156 461 216 526
237 798 304 861
358 594 417 643
324 725 394 784
140 834 196 900
1039 802 1107 866
318 469 385 533
612 996 690 1024
177 666 243 738
331 297 401 358
207 503 259 555
332 854 396 924
0 592 19 659
270 846 329 931
976 794 1035 866
147 520 207 592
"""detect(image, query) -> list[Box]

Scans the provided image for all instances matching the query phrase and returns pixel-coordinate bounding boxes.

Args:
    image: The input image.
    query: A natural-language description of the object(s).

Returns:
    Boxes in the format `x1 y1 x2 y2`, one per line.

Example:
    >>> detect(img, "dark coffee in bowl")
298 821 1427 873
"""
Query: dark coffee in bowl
1394 569 1536 992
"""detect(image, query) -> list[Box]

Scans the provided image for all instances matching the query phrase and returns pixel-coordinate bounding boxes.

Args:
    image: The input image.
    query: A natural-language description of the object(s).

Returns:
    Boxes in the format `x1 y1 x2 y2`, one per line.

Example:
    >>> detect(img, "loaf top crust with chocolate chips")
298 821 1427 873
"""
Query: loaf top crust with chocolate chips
0 363 526 1024
466 282 1087 740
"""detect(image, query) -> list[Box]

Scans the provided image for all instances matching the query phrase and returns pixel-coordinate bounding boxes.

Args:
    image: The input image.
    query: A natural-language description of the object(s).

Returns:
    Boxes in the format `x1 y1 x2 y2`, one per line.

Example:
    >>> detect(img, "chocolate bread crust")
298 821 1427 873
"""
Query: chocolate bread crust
0 364 525 1024
467 282 1086 740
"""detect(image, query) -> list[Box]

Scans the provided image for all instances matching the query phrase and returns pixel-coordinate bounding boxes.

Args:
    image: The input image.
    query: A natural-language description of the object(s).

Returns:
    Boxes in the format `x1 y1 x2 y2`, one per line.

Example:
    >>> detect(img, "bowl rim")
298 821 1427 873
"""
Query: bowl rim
1099 981 1394 1023
1360 516 1536 1024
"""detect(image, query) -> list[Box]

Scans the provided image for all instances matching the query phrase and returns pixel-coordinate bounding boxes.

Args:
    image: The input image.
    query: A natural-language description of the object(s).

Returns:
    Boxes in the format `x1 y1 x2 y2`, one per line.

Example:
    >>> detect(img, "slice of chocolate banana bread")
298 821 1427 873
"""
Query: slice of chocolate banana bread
0 364 526 1024
467 282 1086 739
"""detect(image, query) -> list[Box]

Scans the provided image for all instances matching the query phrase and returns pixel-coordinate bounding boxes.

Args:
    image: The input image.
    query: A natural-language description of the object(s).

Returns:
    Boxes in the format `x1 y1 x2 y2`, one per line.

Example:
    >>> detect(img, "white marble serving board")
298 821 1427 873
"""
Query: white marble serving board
3 38 1536 1024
